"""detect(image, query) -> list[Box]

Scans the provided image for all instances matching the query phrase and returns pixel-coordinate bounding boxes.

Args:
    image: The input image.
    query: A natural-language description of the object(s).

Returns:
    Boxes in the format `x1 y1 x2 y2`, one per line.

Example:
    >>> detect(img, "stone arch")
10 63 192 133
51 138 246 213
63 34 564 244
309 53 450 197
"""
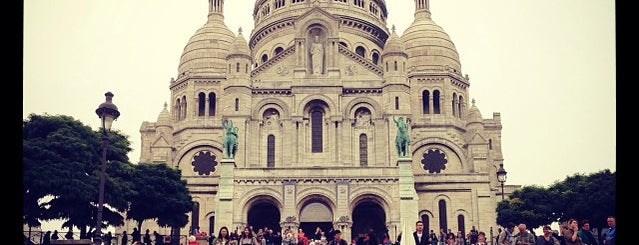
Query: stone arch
241 193 283 232
296 188 338 214
298 95 336 116
174 140 223 168
349 191 392 242
296 16 337 38
411 137 466 165
296 192 337 219
344 98 383 119
239 188 284 222
253 98 291 119
348 187 393 218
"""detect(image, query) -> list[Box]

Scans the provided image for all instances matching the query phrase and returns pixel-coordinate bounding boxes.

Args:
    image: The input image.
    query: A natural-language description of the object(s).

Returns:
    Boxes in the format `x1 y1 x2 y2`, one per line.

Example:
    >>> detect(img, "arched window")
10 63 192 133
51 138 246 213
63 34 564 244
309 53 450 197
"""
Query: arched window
359 134 368 166
438 200 448 232
339 41 348 47
261 54 269 63
458 96 464 119
372 52 379 65
198 92 206 116
267 135 275 167
191 202 200 233
395 96 399 110
208 92 216 116
176 98 181 121
394 61 398 71
235 98 239 111
421 215 430 233
457 215 465 237
385 62 389 72
489 139 493 150
182 95 187 120
311 108 324 152
274 47 284 56
356 46 366 58
422 90 430 114
433 90 441 114
452 92 457 117
236 62 240 72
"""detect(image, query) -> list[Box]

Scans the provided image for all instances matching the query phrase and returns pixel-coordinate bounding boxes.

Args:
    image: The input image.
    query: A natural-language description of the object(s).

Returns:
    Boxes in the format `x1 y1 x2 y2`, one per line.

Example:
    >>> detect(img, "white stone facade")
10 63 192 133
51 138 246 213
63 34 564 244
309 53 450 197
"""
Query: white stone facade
132 0 506 242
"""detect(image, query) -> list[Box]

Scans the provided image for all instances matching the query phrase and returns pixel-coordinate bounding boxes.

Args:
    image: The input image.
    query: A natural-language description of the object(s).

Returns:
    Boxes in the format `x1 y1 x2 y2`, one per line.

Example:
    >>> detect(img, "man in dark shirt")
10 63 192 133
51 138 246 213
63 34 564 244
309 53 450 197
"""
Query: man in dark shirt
329 230 348 245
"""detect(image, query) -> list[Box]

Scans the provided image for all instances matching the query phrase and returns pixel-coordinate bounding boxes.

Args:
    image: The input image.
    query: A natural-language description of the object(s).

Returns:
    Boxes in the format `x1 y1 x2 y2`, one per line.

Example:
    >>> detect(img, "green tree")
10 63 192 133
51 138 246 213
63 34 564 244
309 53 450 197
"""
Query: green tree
23 113 132 232
548 169 615 230
496 185 555 231
496 169 616 233
126 163 193 231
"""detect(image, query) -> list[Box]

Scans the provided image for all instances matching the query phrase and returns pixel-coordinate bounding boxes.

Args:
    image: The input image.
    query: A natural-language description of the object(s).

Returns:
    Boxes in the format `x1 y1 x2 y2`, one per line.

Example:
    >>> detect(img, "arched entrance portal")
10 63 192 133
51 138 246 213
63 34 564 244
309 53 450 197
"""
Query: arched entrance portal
299 202 334 241
248 202 282 232
352 201 386 244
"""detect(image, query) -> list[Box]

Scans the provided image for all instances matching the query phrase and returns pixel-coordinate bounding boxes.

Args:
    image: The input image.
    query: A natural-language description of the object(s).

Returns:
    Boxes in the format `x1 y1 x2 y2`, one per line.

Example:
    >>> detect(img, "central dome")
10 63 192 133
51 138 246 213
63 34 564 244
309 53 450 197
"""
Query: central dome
401 12 461 74
178 14 235 76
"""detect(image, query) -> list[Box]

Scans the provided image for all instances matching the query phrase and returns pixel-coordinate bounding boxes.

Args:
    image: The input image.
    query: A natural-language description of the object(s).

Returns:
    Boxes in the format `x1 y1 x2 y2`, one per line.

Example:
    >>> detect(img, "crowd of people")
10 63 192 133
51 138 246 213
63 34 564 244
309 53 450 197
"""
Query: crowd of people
36 216 615 245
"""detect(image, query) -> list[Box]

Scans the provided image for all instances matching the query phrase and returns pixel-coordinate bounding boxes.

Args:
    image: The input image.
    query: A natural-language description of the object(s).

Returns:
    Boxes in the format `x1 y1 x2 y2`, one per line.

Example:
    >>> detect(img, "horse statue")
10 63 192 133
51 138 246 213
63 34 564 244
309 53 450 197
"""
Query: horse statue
221 119 239 159
393 116 410 157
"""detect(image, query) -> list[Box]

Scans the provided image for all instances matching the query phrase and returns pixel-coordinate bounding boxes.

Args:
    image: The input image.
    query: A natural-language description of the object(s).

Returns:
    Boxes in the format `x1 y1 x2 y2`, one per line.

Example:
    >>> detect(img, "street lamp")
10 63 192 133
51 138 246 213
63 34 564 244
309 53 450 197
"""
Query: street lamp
94 92 120 245
496 163 507 200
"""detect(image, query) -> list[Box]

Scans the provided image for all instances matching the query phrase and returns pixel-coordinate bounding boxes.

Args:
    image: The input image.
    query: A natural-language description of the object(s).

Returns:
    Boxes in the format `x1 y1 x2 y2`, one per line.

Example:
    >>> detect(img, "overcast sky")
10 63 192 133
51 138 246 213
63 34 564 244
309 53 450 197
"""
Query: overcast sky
24 0 615 189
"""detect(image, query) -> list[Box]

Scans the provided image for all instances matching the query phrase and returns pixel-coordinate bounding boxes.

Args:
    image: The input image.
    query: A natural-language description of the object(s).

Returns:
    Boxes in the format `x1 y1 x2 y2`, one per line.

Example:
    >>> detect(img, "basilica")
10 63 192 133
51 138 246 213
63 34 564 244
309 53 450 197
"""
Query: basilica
133 0 505 242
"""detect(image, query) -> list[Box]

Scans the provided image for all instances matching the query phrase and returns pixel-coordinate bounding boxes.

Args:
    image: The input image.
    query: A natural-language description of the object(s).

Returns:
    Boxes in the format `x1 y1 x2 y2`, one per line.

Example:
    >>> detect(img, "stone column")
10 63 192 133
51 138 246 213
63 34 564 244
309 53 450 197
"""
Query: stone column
215 159 236 231
397 157 418 245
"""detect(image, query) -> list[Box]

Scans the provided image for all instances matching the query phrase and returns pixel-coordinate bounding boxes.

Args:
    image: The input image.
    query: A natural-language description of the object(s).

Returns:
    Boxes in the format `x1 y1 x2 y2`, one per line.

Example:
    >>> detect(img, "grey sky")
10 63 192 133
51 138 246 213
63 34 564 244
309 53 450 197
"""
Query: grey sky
24 0 615 188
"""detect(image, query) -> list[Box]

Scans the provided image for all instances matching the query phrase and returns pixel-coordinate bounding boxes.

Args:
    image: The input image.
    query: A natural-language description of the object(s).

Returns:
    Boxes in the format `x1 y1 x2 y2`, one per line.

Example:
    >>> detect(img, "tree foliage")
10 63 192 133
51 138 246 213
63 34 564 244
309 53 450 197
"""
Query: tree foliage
23 113 194 233
127 163 193 230
496 169 615 232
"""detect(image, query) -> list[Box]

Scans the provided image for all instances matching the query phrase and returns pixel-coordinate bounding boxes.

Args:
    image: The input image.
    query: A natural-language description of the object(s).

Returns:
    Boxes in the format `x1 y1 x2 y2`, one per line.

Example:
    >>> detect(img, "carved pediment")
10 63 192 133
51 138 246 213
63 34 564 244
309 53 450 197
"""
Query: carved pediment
469 132 487 144
250 46 297 82
152 134 171 148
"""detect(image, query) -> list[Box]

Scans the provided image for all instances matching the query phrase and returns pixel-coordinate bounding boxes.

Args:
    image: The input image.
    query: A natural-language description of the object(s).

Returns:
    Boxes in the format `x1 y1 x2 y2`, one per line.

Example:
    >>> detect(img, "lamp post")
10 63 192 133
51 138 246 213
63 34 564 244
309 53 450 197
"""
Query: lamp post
94 92 120 245
496 163 507 200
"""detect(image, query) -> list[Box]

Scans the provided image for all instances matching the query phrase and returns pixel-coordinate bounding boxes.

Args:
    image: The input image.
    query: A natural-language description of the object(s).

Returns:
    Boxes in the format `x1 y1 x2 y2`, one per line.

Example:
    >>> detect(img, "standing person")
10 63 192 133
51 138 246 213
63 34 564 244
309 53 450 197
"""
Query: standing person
498 223 516 245
65 229 74 240
132 228 142 243
602 216 615 245
328 230 348 245
577 220 597 245
453 231 464 245
314 227 323 241
154 231 163 245
104 231 113 245
144 229 152 245
412 221 428 245
42 231 52 245
51 230 60 241
514 224 535 245
561 219 582 245
475 232 487 245
122 230 129 245
283 229 293 245
240 227 258 245
428 230 438 245
214 226 232 245
535 226 559 245
468 227 478 245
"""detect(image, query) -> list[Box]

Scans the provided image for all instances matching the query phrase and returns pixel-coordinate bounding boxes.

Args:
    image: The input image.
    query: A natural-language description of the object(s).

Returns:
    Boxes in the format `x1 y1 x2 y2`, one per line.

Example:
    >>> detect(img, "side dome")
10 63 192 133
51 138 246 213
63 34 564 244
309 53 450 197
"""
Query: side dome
401 15 461 73
466 99 483 125
156 102 172 126
178 15 235 76
227 27 251 59
382 26 406 57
